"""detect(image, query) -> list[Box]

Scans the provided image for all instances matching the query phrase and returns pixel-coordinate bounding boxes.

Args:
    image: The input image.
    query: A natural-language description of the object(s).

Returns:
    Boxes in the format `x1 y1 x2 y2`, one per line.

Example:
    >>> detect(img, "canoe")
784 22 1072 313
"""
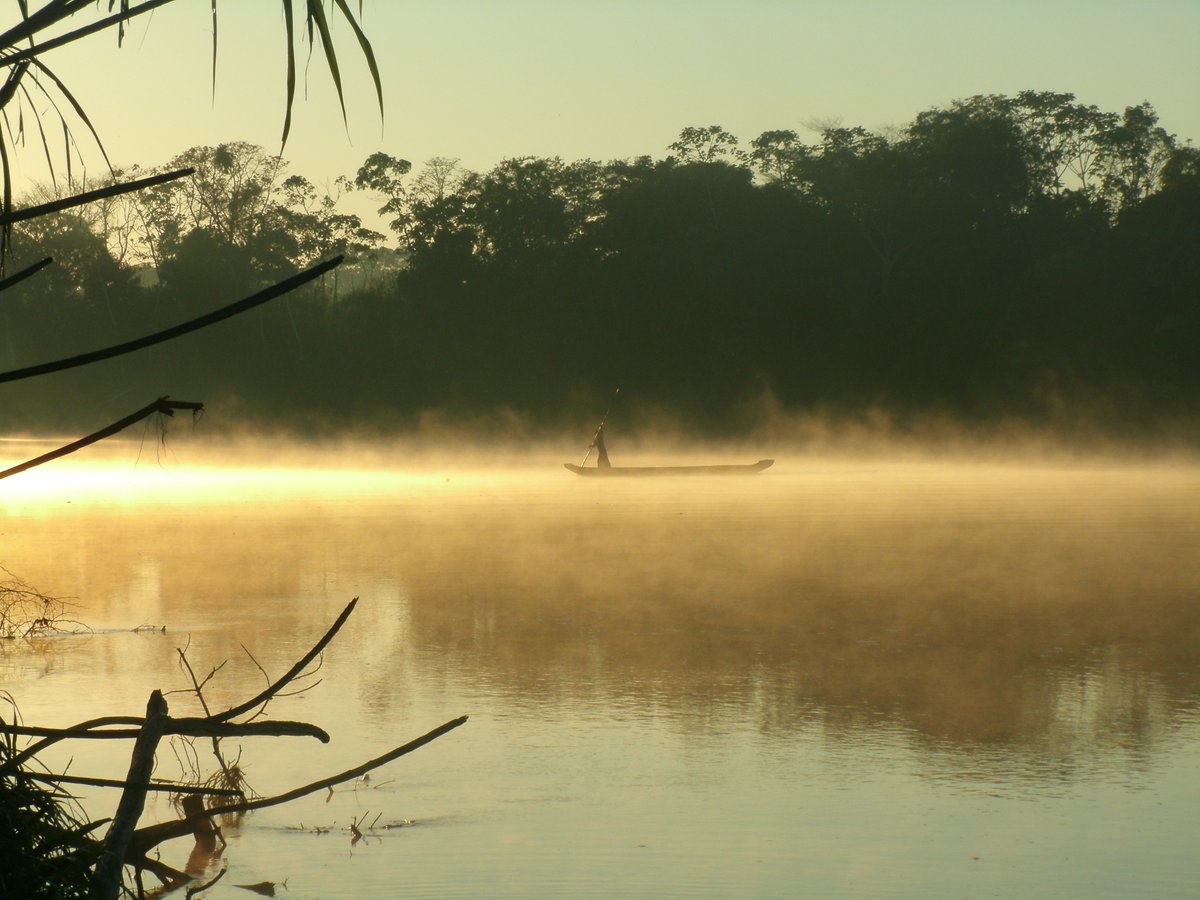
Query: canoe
563 459 774 477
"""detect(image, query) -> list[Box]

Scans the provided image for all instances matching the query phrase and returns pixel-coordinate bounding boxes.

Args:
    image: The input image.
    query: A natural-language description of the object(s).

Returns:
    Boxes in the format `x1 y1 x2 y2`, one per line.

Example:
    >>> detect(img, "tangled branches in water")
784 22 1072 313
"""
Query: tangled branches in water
0 567 89 641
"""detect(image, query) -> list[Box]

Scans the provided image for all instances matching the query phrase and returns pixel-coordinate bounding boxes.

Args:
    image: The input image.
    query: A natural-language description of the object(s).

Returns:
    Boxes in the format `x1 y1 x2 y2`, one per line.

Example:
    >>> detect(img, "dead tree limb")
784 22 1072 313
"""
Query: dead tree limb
5 717 330 743
4 601 356 767
6 598 467 894
93 690 170 900
135 855 189 888
0 396 203 481
185 865 227 897
0 254 342 384
128 714 470 859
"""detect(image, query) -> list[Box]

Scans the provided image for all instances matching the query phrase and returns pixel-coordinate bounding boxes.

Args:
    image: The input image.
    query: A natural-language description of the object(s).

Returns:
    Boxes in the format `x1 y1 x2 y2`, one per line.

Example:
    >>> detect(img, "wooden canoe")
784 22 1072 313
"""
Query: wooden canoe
563 459 774 477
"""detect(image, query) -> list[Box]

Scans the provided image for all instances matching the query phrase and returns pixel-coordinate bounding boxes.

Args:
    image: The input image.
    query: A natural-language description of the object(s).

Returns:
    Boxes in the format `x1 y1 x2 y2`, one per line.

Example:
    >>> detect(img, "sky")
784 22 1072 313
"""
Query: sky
11 1 1200 210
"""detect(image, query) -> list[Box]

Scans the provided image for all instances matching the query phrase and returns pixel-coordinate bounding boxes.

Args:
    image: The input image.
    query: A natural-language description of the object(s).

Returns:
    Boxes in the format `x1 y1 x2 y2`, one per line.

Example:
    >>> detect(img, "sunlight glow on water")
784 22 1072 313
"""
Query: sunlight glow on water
1 460 452 506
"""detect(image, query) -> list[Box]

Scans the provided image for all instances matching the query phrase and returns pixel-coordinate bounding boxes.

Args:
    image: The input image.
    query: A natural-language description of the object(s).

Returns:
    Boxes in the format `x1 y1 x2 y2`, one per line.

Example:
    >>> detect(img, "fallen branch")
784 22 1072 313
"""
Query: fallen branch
185 866 227 898
4 597 467 896
5 717 330 743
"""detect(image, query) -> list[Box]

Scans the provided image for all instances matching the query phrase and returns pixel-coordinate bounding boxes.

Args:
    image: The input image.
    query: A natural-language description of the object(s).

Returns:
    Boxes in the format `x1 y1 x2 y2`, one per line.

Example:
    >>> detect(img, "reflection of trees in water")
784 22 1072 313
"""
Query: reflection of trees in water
342 491 1200 765
7 475 1199 770
386 580 1198 763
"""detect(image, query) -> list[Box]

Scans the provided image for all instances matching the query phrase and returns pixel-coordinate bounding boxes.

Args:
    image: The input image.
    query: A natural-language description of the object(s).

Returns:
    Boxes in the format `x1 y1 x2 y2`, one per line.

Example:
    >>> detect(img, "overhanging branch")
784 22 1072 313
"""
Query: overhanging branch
0 254 343 384
0 168 195 226
0 396 202 481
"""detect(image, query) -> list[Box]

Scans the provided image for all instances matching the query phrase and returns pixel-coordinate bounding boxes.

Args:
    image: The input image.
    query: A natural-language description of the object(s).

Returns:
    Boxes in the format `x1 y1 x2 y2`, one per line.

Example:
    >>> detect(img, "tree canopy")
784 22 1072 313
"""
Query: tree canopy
5 91 1199 437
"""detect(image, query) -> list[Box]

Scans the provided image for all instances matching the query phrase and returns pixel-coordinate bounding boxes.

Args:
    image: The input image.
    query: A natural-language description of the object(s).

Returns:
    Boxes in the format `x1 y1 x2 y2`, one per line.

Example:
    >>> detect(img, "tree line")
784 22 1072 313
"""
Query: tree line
4 90 1198 436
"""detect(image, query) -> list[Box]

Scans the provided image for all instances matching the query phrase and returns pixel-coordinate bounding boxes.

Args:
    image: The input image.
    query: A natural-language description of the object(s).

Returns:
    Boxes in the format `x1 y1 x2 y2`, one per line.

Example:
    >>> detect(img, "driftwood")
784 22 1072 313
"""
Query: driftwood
2 597 467 897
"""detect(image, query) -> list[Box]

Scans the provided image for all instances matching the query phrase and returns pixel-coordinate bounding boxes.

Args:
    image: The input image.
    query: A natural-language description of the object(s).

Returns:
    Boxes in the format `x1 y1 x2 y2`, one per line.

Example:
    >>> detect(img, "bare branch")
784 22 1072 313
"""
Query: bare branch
0 397 203 481
93 690 170 900
0 167 193 225
209 596 359 723
0 255 52 291
0 254 343 384
5 717 331 743
128 714 469 858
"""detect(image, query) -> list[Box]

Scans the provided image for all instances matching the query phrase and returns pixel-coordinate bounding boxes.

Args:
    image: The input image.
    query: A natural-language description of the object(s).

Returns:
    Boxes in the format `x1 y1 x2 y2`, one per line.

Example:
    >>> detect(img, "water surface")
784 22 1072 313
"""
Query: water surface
3 454 1198 897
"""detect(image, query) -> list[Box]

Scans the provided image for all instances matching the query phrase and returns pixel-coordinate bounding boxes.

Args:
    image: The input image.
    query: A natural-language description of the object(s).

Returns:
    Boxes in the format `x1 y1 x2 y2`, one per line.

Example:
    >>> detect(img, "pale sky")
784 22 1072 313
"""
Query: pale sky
12 1 1200 206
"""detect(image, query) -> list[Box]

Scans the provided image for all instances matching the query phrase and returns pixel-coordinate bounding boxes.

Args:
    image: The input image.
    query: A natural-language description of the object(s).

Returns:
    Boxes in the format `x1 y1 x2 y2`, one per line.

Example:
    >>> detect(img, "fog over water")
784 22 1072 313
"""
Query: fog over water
3 438 1198 897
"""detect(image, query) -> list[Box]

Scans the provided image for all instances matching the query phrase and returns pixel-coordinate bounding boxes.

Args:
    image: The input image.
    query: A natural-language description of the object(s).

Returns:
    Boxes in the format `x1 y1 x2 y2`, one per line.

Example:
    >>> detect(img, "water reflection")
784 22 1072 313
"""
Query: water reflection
5 459 1197 777
5 457 1200 896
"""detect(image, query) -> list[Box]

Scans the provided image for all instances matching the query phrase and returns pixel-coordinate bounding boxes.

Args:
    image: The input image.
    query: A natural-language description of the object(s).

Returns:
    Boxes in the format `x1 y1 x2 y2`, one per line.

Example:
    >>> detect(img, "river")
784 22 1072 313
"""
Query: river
2 451 1198 898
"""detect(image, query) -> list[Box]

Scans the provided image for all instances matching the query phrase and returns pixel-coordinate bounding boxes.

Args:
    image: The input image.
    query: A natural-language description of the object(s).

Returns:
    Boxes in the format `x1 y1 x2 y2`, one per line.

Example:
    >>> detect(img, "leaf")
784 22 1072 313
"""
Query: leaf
210 0 218 99
306 0 348 130
27 59 114 175
331 0 383 127
0 60 30 110
16 82 56 185
281 0 297 148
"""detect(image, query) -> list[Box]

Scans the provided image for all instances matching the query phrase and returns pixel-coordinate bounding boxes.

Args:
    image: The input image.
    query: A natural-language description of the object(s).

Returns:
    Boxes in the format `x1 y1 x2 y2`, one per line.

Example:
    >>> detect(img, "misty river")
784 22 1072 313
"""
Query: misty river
3 451 1199 898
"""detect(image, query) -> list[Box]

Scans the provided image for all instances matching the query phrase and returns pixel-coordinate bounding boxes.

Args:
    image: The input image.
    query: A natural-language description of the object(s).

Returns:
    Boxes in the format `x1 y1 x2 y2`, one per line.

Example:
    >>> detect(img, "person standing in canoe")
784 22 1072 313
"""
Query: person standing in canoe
592 425 611 469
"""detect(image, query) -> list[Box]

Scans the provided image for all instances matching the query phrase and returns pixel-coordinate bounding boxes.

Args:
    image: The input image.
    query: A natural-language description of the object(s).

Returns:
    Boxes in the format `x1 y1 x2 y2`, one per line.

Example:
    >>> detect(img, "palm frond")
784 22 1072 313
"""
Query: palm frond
0 130 12 270
0 0 173 68
26 59 113 175
210 0 218 99
0 256 52 292
17 81 57 184
0 1 95 49
305 1 348 132
281 0 297 147
0 60 29 110
332 0 383 128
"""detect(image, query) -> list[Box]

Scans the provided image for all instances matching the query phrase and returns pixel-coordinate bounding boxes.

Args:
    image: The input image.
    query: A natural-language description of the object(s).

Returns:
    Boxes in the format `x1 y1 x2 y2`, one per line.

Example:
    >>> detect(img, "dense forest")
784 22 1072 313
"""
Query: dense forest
3 90 1198 438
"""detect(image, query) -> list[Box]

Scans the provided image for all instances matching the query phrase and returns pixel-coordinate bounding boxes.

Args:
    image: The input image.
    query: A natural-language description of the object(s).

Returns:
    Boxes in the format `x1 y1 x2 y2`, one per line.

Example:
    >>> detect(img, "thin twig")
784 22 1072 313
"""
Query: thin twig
209 597 358 723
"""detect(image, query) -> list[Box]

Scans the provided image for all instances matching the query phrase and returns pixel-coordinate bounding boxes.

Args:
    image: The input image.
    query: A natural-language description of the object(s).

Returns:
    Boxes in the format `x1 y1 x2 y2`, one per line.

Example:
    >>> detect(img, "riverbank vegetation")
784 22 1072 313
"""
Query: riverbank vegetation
4 91 1197 439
